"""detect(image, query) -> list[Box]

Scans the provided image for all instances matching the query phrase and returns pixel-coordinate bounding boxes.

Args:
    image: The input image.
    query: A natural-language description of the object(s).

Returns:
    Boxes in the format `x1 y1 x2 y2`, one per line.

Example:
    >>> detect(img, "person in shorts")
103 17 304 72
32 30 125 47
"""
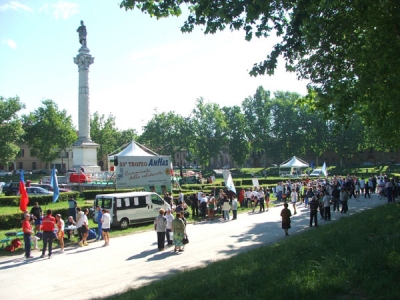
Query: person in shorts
30 202 43 234
56 214 65 253
78 209 89 247
101 209 111 246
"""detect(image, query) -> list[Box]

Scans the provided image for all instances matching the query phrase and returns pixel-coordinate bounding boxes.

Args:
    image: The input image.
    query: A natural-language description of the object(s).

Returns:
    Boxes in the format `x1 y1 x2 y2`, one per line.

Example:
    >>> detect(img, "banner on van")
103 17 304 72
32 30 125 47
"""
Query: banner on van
116 156 172 189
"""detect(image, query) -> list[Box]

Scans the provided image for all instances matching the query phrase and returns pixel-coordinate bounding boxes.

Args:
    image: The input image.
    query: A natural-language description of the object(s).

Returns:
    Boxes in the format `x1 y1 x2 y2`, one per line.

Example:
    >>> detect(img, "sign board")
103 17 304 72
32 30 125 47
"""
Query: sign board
116 156 171 190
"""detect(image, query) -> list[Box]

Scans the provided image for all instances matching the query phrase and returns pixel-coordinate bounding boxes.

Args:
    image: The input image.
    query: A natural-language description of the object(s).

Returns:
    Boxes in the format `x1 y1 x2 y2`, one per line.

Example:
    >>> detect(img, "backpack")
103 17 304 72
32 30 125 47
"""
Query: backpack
4 245 15 252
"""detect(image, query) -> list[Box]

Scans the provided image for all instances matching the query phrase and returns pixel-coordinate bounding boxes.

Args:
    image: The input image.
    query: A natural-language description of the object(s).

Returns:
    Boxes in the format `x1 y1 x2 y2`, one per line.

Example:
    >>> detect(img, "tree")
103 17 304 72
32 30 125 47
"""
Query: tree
138 111 189 160
0 96 25 165
120 0 400 147
191 98 228 167
241 87 273 166
22 100 77 163
222 105 250 167
90 112 121 165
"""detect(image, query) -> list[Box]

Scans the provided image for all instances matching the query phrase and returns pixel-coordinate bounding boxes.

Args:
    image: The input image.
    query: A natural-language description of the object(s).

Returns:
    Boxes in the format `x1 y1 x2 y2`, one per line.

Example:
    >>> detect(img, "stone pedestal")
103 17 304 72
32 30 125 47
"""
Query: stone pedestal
72 46 100 172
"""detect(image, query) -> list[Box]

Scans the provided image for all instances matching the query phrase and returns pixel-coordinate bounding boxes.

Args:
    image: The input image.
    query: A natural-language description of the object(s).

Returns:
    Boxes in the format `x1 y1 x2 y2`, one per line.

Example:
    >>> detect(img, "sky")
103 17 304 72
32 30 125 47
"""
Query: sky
0 0 308 134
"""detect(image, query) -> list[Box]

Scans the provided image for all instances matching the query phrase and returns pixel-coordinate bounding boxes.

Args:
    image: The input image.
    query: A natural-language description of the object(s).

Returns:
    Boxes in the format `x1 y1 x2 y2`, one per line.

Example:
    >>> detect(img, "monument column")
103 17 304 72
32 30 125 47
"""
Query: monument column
72 21 100 173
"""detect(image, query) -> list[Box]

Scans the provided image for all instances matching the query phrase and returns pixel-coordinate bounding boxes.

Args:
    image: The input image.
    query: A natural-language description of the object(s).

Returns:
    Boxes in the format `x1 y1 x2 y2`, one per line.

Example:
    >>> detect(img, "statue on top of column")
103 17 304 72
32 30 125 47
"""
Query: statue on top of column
77 20 87 47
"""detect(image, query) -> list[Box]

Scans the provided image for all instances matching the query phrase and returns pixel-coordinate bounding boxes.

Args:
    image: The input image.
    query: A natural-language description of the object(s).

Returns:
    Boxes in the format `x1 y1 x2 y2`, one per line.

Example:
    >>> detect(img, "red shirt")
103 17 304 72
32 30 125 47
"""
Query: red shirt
22 220 31 234
41 214 56 232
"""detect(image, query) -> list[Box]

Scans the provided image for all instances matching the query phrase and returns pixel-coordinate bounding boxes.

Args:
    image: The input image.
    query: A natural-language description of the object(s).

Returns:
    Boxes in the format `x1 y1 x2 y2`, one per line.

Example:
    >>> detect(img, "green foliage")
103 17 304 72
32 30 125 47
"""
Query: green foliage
0 192 80 207
191 98 228 167
22 100 77 163
0 96 25 164
120 0 400 148
138 111 191 161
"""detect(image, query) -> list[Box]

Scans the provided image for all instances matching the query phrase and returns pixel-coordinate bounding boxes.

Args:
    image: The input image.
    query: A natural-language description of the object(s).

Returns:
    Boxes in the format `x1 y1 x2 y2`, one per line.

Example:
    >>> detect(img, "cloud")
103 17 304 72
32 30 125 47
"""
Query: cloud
7 39 17 49
0 1 33 12
39 1 79 20
2 39 17 49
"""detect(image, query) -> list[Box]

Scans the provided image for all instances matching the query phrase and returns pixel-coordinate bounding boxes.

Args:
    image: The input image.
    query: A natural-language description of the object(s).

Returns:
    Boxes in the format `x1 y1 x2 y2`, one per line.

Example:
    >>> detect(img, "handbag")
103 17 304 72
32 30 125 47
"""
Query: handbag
182 234 189 245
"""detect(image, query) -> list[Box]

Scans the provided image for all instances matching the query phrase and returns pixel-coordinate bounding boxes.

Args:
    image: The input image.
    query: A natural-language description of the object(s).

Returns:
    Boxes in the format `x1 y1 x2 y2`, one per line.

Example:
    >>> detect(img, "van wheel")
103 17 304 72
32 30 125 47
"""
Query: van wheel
120 218 129 229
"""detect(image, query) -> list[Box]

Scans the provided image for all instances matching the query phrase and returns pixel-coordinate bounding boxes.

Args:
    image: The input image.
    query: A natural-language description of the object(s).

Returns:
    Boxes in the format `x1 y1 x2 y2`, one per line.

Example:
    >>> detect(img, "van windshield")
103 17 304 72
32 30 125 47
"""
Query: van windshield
96 197 112 209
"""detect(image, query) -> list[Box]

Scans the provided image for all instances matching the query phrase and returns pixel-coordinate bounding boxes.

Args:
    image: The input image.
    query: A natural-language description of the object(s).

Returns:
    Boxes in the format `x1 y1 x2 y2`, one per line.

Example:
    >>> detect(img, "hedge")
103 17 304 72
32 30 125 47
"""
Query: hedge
0 204 93 231
0 192 80 207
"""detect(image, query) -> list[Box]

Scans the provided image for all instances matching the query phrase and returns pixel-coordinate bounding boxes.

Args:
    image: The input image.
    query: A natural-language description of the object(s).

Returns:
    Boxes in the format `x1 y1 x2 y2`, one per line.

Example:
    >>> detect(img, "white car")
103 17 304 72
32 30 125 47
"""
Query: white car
25 187 54 195
0 170 11 176
309 169 323 177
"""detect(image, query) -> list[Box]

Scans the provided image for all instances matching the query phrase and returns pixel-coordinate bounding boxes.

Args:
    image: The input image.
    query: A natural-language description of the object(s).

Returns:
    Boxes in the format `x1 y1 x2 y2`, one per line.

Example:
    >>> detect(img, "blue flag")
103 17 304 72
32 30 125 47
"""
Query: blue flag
50 168 60 203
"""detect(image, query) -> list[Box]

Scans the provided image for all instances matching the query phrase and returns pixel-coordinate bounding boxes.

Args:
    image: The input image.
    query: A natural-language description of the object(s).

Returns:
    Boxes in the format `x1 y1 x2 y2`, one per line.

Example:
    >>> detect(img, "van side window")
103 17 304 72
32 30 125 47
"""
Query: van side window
124 198 130 207
137 196 147 208
116 198 122 208
151 194 163 205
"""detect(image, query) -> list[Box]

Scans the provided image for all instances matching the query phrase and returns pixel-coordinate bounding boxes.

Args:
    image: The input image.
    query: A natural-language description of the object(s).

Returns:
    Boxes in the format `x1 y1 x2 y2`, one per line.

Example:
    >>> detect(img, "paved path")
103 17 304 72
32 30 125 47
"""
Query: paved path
0 194 386 300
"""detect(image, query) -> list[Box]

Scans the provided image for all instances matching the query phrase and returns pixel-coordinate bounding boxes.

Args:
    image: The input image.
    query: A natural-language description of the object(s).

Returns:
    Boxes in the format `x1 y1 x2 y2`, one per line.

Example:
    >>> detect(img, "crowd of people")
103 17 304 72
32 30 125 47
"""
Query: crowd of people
21 199 111 260
20 173 398 258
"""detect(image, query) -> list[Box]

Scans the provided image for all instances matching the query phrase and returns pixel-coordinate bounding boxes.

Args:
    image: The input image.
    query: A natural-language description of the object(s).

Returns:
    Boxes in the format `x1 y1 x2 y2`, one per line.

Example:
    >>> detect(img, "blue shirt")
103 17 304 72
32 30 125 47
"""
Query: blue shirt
97 210 102 223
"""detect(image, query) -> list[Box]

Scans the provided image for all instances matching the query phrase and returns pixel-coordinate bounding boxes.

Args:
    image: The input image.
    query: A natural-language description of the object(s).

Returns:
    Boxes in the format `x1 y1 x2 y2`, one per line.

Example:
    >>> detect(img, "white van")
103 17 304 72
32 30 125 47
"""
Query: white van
93 192 170 229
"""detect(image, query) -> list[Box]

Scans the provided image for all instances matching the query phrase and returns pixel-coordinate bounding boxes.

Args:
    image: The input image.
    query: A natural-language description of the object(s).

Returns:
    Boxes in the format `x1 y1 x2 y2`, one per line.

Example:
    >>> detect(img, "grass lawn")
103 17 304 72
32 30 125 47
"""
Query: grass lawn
103 203 400 300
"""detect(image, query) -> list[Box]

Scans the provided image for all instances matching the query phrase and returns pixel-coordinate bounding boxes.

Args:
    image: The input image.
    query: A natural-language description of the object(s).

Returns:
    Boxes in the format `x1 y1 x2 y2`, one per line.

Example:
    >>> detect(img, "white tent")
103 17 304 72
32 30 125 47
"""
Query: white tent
279 156 309 176
111 141 154 157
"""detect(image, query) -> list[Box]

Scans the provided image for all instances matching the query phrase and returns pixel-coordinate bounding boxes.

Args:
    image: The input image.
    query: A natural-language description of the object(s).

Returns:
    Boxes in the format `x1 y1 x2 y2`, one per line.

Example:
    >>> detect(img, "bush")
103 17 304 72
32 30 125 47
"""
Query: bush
0 192 80 207
0 204 93 231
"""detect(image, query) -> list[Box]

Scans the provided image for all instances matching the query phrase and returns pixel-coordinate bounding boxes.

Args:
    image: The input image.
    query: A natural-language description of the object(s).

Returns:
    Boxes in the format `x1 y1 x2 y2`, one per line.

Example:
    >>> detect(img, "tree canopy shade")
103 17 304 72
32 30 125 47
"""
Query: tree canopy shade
0 96 25 164
120 0 400 147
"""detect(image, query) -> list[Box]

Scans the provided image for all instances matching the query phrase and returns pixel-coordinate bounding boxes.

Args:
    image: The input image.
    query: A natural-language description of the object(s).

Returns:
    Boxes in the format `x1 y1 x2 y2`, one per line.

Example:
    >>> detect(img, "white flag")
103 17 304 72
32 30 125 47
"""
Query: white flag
321 162 328 177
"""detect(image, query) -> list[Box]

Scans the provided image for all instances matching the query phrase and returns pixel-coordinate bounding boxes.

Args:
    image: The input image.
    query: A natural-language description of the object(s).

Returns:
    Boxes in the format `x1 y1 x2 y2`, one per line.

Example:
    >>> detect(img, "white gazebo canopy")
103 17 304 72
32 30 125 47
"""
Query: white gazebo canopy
279 156 309 176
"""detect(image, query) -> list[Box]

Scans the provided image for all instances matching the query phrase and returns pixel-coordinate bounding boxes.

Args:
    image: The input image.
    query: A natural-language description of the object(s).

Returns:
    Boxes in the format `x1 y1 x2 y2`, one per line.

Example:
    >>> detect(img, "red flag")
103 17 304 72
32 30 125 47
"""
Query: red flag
19 172 29 212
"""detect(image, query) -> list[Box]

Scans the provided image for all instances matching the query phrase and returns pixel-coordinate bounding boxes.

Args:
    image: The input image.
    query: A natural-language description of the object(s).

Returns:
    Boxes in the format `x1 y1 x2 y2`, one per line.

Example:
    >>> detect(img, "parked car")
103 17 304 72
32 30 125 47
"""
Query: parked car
360 162 374 166
12 169 32 175
309 169 324 177
0 170 11 176
32 169 48 174
2 182 20 196
24 187 53 196
222 165 231 169
31 183 71 193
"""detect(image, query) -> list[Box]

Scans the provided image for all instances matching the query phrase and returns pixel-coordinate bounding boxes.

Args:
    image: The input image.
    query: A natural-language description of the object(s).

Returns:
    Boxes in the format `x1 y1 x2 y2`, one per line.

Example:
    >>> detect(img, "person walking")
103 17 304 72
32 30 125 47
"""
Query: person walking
323 192 331 221
40 209 56 259
55 214 65 253
265 187 270 211
331 185 340 212
30 202 43 234
309 196 319 227
101 209 111 246
172 211 186 253
222 195 230 221
95 205 103 241
258 187 265 212
190 193 199 217
280 203 292 236
79 208 90 247
76 207 84 242
340 188 349 213
22 213 34 259
165 208 174 246
291 188 298 215
231 195 238 220
154 209 167 251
